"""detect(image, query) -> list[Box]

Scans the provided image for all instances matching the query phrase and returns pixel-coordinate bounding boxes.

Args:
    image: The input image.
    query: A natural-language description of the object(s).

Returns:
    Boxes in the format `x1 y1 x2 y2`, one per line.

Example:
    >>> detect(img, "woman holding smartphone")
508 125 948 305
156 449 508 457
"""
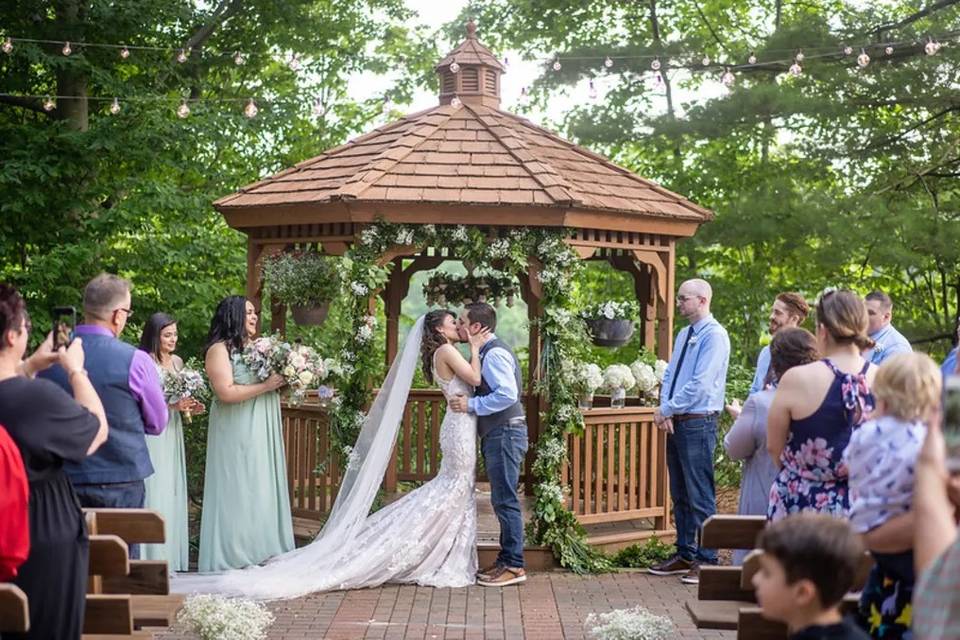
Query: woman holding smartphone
138 313 204 572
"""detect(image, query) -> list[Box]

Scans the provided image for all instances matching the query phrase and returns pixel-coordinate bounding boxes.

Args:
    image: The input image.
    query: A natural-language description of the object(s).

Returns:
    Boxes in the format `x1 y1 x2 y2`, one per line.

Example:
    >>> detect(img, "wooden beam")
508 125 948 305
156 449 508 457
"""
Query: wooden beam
245 237 264 310
568 243 598 259
630 249 668 303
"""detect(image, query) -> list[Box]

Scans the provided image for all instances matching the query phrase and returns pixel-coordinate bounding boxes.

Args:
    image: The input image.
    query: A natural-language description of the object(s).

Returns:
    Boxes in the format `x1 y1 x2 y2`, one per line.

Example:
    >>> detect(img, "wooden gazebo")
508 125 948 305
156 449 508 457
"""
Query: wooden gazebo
214 22 712 547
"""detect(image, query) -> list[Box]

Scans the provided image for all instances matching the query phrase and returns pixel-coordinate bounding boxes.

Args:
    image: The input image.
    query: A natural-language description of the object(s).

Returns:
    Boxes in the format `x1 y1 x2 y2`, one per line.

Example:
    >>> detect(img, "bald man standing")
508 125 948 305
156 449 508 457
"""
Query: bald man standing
649 278 730 585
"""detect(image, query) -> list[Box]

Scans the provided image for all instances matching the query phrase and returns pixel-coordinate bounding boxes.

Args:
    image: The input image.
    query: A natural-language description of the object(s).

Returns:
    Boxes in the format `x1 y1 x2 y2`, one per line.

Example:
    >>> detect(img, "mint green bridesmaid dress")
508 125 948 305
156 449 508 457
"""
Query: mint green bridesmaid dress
197 353 294 572
143 405 190 571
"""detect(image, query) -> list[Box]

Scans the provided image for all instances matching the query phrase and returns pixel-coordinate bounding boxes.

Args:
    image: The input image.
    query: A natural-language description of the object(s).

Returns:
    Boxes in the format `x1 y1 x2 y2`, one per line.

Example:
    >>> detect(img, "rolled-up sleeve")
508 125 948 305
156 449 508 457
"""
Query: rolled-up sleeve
467 349 518 416
129 351 168 434
724 395 761 460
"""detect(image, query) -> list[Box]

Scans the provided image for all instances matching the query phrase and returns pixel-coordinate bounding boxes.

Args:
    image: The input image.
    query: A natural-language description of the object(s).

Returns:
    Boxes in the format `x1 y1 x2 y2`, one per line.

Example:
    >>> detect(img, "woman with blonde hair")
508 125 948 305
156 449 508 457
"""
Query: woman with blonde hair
767 289 877 521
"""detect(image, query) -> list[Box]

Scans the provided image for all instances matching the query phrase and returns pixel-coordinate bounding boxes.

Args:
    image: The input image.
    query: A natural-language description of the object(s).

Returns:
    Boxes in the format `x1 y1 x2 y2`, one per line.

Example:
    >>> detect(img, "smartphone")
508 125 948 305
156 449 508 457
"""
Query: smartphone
52 306 77 350
943 374 960 473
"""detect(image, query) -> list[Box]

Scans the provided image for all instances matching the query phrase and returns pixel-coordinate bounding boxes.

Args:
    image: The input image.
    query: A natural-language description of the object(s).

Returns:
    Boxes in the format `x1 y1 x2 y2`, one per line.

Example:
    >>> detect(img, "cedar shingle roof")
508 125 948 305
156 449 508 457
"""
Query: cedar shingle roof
214 102 713 222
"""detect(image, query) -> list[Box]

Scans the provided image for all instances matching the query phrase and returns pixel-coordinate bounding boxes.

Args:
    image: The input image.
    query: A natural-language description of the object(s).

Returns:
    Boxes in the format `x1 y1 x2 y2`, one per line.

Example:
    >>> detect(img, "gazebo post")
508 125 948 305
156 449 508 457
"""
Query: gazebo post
520 257 544 492
382 257 405 366
653 242 675 531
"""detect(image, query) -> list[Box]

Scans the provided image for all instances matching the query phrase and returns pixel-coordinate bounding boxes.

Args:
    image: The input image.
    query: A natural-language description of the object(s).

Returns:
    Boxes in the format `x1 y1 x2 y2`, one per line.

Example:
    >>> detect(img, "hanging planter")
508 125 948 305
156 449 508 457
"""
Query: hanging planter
580 301 640 347
262 251 341 326
423 270 520 307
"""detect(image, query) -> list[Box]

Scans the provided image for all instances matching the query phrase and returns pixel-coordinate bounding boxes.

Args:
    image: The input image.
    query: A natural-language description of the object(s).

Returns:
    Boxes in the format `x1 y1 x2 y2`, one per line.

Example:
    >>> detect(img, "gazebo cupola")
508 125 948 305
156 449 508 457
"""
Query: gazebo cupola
436 20 505 108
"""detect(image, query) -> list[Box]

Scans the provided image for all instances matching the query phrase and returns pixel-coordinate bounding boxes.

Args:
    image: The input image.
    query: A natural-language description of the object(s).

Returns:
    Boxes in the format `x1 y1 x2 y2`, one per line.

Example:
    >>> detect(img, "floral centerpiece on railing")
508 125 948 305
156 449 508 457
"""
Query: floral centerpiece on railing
603 364 636 409
160 358 209 423
262 251 342 325
580 301 639 347
570 362 604 409
423 270 519 307
629 352 669 406
243 335 328 406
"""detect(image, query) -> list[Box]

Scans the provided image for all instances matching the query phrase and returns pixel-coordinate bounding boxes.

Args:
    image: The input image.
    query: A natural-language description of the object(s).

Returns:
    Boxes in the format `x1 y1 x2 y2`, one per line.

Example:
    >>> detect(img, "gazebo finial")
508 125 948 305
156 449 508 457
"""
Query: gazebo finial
435 18 505 108
466 19 477 39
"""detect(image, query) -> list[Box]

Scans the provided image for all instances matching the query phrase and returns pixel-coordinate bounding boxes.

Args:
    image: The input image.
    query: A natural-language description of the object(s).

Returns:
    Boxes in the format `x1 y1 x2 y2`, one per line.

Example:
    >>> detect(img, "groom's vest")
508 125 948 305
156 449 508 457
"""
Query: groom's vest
475 338 525 438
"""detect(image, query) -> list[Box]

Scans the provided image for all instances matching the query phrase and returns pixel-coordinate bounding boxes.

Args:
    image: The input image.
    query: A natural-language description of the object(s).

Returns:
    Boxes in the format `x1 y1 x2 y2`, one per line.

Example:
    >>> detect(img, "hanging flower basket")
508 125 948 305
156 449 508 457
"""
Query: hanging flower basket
291 303 330 326
585 318 635 347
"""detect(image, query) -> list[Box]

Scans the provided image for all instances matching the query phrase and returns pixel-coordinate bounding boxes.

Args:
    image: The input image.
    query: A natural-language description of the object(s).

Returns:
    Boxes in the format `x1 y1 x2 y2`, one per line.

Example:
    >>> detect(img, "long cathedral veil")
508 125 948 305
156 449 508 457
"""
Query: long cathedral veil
172 315 425 599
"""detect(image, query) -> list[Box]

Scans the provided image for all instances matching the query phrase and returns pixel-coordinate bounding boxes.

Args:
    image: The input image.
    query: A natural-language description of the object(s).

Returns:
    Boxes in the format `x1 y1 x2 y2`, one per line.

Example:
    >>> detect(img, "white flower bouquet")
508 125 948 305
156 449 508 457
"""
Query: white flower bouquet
579 363 604 394
177 594 275 640
160 363 209 423
654 359 668 382
603 364 636 391
630 361 657 394
585 606 673 640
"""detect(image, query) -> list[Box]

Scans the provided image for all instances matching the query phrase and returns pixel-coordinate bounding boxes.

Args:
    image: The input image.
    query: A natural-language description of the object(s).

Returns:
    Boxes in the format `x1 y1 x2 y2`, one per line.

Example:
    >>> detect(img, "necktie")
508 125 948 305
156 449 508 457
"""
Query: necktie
668 327 695 400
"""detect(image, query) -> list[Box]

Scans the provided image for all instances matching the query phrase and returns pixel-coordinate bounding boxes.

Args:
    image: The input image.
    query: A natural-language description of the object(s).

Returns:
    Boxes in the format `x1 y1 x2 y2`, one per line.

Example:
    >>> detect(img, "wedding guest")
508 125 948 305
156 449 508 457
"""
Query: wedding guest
940 316 958 377
0 284 109 640
844 352 940 639
41 274 168 554
139 313 205 572
724 327 818 564
749 292 809 395
767 289 876 521
863 291 911 365
197 296 290 572
911 415 960 639
753 513 869 640
649 278 730 585
0 425 29 582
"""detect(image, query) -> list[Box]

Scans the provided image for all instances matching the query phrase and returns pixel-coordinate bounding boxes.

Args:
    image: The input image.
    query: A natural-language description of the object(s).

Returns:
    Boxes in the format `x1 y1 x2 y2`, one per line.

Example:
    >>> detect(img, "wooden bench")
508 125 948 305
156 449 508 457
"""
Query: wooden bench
685 515 767 630
0 583 29 633
85 535 136 636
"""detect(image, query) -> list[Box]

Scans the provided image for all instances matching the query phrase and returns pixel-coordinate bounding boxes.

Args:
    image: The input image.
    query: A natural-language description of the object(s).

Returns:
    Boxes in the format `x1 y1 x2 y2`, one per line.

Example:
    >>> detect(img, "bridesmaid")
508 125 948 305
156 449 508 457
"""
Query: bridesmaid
197 296 291 571
139 313 204 572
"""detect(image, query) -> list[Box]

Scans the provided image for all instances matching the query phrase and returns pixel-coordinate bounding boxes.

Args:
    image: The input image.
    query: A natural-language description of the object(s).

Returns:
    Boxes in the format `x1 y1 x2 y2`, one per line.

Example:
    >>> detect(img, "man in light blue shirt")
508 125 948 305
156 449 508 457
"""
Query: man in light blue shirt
649 278 730 585
747 292 809 396
448 303 528 587
863 291 911 365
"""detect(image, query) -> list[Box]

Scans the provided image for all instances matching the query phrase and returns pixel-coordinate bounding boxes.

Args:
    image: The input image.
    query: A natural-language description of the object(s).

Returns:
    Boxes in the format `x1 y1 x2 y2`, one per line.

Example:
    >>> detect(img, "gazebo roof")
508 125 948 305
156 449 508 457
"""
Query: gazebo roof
215 25 712 236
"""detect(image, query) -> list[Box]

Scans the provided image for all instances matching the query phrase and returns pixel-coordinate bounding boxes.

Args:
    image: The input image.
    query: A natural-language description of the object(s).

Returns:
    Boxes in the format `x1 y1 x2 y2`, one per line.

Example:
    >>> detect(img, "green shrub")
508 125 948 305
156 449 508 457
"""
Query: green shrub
611 537 675 568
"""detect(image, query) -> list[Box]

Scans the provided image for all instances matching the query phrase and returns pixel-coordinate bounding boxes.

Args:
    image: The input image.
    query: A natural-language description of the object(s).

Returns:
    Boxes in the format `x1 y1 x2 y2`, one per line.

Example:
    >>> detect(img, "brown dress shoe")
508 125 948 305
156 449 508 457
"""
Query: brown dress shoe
477 566 527 587
476 563 501 580
647 554 693 576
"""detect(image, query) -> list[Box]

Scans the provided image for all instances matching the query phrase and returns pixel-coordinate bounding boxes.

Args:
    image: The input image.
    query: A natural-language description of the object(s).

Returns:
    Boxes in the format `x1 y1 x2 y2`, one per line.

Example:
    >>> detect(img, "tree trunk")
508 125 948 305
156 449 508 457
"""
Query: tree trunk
55 0 89 131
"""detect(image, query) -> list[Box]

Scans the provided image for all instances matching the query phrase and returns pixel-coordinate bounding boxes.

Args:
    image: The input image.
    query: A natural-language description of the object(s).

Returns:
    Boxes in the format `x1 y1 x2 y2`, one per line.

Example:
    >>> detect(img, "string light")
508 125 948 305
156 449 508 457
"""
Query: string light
604 56 613 68
552 57 561 71
721 67 735 87
588 79 598 99
520 86 528 97
42 97 55 111
795 50 804 62
701 55 711 66
2 38 13 54
62 41 72 56
857 48 870 67
748 52 757 64
450 96 462 107
653 71 663 87
925 38 941 55
243 98 258 118
449 61 460 73
885 45 894 55
287 53 300 71
109 97 120 114
651 57 661 71
176 48 188 63
233 51 245 65
312 98 323 116
176 100 190 118
502 56 509 66
120 46 130 59
843 45 853 56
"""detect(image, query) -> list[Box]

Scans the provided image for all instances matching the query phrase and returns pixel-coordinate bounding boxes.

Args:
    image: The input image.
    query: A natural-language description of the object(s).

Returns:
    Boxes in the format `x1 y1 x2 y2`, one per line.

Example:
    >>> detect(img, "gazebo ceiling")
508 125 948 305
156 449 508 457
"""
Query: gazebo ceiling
215 24 713 237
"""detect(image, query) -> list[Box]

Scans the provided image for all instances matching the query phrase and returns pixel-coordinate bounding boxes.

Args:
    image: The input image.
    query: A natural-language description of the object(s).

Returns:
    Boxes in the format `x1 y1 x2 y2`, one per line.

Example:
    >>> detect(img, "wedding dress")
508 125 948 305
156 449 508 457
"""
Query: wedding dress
172 316 479 599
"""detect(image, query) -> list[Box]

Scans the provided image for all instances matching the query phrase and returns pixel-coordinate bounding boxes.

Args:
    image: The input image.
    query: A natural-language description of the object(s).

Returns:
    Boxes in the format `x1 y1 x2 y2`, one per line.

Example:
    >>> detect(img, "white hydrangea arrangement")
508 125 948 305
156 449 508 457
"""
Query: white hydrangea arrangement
654 359 668 381
630 361 658 394
579 363 604 394
177 594 275 640
603 364 636 391
580 301 639 321
585 606 674 640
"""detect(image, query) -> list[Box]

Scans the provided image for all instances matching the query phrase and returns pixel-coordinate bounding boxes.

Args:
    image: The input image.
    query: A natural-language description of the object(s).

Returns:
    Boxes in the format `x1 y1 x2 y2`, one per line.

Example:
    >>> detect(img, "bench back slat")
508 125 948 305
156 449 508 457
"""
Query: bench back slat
83 509 165 544
83 594 133 635
0 583 29 633
102 561 169 595
88 535 130 578
700 515 767 549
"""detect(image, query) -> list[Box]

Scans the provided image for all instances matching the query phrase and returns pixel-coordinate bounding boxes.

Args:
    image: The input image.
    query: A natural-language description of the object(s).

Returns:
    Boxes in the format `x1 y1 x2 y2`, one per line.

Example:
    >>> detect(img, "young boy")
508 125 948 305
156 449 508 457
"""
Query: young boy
753 513 869 639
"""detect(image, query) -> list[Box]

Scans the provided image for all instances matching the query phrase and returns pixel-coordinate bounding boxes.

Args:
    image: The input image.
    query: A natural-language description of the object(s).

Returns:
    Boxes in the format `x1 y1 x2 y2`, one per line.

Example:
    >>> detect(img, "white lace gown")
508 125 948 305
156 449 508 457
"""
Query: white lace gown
174 369 478 599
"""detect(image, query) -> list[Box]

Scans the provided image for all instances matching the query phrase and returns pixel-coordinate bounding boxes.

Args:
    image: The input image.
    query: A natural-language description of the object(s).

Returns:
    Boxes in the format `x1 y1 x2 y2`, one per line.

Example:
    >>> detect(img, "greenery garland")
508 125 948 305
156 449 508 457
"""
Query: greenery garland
327 221 611 573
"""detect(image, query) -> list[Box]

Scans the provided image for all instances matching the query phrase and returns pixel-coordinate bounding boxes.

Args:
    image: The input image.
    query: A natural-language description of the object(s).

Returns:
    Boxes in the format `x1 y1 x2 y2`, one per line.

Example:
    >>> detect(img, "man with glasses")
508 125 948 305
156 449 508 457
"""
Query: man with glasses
42 273 167 555
648 278 730 585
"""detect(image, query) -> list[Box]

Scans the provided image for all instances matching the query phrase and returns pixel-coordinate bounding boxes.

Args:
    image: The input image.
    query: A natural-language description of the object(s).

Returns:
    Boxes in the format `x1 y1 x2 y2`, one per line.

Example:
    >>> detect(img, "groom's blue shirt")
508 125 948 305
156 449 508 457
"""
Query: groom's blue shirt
467 334 519 416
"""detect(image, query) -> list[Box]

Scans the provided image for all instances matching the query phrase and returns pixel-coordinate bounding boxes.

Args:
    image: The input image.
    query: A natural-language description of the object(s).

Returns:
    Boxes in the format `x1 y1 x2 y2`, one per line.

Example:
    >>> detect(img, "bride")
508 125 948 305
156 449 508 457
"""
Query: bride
173 310 488 599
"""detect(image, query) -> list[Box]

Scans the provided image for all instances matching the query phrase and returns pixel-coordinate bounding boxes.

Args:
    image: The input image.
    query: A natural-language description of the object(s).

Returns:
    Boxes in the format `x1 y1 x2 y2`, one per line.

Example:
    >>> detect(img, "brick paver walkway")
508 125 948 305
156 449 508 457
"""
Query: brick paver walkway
158 571 735 639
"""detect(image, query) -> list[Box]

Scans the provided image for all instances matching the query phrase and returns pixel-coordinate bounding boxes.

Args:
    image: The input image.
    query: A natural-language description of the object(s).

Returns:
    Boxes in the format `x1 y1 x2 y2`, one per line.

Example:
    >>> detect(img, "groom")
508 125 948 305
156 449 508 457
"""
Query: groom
448 302 528 587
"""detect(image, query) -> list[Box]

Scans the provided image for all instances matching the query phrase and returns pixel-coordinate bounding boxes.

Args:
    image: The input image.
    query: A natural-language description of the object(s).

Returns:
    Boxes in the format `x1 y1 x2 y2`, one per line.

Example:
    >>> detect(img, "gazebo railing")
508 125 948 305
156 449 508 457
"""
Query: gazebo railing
280 395 669 532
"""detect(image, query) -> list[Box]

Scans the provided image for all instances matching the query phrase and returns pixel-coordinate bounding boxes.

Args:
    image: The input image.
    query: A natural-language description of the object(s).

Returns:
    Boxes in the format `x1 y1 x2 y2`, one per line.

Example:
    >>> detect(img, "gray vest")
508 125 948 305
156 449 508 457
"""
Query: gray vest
475 338 525 438
43 333 154 484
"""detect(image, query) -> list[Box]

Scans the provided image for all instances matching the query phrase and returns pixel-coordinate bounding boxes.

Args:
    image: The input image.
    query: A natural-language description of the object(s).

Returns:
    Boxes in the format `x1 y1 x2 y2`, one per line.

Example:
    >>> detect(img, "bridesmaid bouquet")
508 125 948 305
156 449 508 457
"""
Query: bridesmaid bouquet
242 335 328 406
161 361 209 423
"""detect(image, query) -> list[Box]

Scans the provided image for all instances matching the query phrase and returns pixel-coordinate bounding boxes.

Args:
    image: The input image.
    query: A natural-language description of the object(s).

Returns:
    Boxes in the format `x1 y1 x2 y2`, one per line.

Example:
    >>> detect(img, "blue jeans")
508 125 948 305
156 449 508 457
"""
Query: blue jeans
482 425 528 568
73 480 146 559
665 415 718 564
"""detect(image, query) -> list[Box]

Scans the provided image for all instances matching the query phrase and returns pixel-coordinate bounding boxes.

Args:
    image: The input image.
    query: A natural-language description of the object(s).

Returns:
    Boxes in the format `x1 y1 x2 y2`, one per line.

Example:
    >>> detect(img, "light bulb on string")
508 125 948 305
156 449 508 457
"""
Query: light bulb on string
552 57 561 71
312 98 323 117
604 56 613 68
789 61 802 77
653 71 663 88
925 38 940 55
748 52 757 64
109 97 120 115
2 38 12 54
701 55 711 66
843 45 853 56
721 67 735 87
450 96 462 107
42 97 55 112
62 41 72 56
176 100 190 118
885 45 894 55
795 50 804 62
588 79 598 100
176 48 189 63
243 98 258 118
651 57 661 71
120 46 130 59
520 86 528 97
502 56 509 66
449 61 460 73
234 51 245 65
857 49 870 67
288 54 300 71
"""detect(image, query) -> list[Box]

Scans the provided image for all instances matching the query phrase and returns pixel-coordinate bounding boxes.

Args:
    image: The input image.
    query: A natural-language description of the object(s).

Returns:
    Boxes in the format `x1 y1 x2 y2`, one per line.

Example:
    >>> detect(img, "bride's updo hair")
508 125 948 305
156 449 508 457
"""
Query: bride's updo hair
816 289 874 350
421 309 454 384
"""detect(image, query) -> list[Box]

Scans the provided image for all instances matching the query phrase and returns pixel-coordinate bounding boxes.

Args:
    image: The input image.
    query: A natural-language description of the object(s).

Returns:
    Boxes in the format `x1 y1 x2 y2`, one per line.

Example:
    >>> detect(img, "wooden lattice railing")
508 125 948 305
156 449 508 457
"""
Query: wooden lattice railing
281 394 668 530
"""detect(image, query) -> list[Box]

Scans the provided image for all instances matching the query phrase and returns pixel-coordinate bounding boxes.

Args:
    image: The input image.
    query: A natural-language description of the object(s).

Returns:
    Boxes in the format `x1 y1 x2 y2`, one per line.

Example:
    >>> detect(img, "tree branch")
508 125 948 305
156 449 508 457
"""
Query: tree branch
184 0 244 52
0 94 50 115
873 0 960 36
694 4 726 49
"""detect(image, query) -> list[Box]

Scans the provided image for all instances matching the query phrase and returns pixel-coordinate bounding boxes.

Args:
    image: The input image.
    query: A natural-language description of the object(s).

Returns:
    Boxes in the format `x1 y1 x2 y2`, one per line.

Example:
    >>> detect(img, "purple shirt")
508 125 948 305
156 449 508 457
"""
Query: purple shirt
75 325 168 434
